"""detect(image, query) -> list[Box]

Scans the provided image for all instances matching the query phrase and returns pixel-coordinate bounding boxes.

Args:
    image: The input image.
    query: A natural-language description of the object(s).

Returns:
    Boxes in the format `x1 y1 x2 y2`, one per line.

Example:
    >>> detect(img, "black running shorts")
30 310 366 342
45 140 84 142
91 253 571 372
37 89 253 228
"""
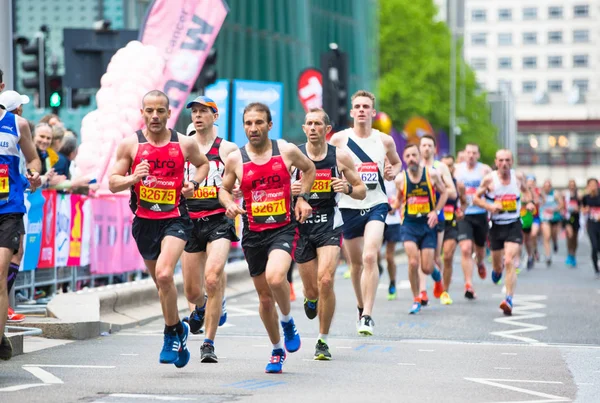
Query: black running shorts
242 224 299 277
489 220 523 251
0 213 24 254
457 213 489 247
132 215 193 261
184 213 239 253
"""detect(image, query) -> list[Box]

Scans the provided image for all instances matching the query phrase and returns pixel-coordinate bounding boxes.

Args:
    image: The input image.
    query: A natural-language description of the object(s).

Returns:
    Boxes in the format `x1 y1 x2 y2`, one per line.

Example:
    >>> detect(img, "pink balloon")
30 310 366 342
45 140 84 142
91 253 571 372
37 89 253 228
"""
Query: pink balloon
117 92 139 109
96 87 117 110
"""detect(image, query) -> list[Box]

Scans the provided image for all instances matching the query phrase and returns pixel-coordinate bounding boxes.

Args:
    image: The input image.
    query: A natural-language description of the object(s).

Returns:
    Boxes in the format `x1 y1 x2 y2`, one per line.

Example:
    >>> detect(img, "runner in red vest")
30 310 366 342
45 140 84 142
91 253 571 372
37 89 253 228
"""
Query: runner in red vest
109 90 209 368
219 102 316 374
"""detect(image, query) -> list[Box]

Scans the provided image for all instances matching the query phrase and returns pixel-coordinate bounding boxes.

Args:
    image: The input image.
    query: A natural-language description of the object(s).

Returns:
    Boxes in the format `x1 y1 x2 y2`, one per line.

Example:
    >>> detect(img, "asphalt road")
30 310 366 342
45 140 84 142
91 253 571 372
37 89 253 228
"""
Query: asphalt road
1 237 600 403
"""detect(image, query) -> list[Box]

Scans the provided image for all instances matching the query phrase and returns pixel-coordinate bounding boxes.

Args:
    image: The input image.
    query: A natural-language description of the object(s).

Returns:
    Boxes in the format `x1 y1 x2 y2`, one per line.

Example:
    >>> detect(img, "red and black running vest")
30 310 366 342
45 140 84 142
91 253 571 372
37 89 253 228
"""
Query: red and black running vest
130 129 186 219
240 140 292 232
186 137 226 219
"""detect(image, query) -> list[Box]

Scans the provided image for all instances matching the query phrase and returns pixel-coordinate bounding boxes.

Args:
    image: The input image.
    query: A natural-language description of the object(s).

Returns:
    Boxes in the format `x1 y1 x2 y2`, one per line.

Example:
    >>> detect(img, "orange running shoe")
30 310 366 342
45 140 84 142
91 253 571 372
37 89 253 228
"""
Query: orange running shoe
7 307 25 323
500 299 513 316
477 262 487 280
420 290 429 306
464 284 476 300
289 283 296 302
433 280 444 299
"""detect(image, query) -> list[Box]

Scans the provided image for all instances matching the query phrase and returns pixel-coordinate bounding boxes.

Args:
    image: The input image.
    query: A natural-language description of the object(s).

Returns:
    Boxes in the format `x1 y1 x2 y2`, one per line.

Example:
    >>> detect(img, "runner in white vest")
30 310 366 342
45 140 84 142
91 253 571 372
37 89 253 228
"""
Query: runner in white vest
329 90 402 336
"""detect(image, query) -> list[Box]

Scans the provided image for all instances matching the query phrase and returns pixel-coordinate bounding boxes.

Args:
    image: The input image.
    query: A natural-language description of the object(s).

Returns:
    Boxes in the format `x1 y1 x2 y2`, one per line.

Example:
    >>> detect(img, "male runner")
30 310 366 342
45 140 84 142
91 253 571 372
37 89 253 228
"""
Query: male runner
454 144 492 299
474 149 533 315
563 179 581 267
520 181 539 270
293 108 365 360
417 135 456 305
582 178 600 277
0 106 41 360
109 90 209 368
382 177 401 301
394 144 447 314
219 102 315 373
526 175 542 263
540 179 564 266
329 90 402 336
181 96 239 363
440 154 466 304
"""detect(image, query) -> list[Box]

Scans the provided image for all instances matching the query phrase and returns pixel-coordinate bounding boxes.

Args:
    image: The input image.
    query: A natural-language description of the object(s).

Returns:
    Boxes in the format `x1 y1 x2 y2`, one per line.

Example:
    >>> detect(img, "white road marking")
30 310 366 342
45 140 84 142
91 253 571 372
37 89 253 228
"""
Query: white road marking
22 367 63 384
120 354 139 356
378 280 410 290
464 378 569 402
108 394 196 401
398 363 416 366
418 349 435 352
336 346 352 349
494 367 512 370
502 353 518 356
0 383 50 392
490 294 548 344
577 383 594 386
23 365 116 369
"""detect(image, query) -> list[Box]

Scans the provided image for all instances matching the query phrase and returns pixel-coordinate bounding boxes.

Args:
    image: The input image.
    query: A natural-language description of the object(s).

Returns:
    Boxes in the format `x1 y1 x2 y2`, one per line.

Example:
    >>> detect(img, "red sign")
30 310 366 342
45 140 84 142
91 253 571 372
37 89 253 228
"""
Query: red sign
297 68 323 112
37 190 57 269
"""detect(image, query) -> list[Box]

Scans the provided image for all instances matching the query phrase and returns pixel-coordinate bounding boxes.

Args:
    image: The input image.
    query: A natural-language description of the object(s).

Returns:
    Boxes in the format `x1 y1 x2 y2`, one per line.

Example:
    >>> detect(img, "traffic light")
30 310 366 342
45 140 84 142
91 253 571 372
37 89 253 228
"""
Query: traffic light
71 89 91 109
20 36 46 107
321 44 349 132
192 47 218 93
46 74 63 112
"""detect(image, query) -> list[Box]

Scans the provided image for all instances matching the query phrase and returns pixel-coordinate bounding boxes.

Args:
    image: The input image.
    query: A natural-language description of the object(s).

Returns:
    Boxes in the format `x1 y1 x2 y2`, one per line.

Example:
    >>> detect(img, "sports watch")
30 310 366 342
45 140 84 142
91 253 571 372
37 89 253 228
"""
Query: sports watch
345 183 353 195
190 180 200 191
298 193 310 202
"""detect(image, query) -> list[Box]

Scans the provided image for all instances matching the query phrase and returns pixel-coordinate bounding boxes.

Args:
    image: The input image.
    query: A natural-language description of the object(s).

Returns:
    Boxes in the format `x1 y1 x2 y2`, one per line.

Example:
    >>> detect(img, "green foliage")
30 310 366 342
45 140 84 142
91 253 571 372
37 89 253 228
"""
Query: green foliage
378 0 498 163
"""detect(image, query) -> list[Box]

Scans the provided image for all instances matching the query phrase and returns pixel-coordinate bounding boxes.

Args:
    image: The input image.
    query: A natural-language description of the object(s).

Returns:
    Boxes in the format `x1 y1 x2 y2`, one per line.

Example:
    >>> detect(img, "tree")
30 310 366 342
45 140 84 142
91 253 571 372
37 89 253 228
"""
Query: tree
378 0 498 163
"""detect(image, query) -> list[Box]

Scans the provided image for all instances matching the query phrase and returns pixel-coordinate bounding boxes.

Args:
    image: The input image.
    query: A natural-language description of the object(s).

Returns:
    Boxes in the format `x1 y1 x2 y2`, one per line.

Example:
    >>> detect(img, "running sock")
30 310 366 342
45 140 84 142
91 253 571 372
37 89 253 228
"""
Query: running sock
506 295 513 304
357 306 364 318
389 280 396 287
280 313 292 323
164 321 184 336
306 298 318 304
431 268 442 283
318 334 328 344
197 296 207 311
7 262 19 293
273 341 284 351
204 338 214 345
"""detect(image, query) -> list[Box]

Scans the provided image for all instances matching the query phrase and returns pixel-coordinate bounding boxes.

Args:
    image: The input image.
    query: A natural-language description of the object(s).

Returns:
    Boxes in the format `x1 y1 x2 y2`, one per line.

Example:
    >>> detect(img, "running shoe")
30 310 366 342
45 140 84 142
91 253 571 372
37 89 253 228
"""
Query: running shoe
409 300 421 314
440 291 453 305
265 349 286 373
289 283 296 302
188 306 205 334
200 342 218 363
358 315 374 336
464 284 476 300
477 262 487 280
174 322 190 368
7 307 25 323
420 290 429 306
433 280 444 299
0 335 12 361
219 298 227 326
314 339 332 361
343 269 351 279
281 318 301 352
388 282 397 301
160 332 181 364
546 258 552 268
500 299 513 316
491 270 502 285
303 298 318 320
527 257 534 270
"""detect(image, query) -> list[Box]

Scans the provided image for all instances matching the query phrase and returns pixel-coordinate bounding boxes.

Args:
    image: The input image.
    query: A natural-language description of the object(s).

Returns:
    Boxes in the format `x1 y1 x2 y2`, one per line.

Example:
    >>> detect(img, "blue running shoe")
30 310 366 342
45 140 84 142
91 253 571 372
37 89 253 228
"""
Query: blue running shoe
281 318 301 353
188 306 205 334
219 298 227 326
159 332 180 364
409 301 421 315
265 348 286 373
388 283 397 301
492 270 502 285
174 322 190 368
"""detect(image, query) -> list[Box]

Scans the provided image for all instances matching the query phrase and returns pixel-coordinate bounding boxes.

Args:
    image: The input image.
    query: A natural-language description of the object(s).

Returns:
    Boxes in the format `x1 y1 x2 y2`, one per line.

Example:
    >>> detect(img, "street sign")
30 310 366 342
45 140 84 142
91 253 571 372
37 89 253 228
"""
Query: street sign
297 68 322 112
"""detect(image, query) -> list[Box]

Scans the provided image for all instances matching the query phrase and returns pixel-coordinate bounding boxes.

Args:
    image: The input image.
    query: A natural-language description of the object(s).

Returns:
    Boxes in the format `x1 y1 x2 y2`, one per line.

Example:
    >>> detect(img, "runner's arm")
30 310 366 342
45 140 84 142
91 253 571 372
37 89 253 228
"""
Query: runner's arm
457 180 467 206
336 149 366 200
393 172 405 209
440 164 457 200
517 172 535 211
431 170 448 212
381 134 402 179
219 151 246 217
473 174 493 211
109 138 141 193
286 143 316 194
17 116 42 188
181 135 210 183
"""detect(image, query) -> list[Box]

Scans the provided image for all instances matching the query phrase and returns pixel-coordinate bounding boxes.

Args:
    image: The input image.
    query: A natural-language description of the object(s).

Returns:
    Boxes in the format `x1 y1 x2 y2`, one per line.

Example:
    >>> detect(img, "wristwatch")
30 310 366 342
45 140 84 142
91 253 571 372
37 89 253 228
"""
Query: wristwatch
190 180 200 191
345 183 353 195
298 192 310 202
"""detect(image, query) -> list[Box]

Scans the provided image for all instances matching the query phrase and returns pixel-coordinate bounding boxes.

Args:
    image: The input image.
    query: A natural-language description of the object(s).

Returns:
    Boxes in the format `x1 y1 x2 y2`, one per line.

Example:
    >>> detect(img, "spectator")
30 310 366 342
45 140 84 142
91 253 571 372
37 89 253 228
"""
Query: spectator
57 134 77 179
39 113 63 128
50 126 70 177
34 123 66 187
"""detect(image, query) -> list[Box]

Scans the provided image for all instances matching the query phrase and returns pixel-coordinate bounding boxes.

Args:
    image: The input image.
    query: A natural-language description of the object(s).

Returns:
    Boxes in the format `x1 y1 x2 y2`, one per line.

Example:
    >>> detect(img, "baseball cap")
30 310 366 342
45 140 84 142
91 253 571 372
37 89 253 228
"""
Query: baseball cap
0 90 30 112
186 123 196 136
186 95 218 113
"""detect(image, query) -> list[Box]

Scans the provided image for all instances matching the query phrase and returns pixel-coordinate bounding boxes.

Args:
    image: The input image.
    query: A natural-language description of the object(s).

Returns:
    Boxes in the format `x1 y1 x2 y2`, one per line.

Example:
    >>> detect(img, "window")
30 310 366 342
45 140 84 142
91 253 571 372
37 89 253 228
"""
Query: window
498 57 512 69
498 8 512 21
472 9 486 21
574 5 589 17
523 56 537 69
523 7 537 19
548 56 563 68
523 81 537 93
471 58 487 70
548 80 563 92
523 32 537 44
548 31 562 43
498 80 512 90
498 33 512 45
471 33 487 45
573 54 589 68
574 30 589 43
573 79 589 93
549 6 563 19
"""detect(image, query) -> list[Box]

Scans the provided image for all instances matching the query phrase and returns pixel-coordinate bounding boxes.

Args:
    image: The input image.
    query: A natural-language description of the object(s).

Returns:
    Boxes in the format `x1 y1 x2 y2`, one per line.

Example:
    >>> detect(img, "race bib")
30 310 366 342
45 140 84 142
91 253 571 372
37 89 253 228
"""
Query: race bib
498 194 517 212
357 162 379 190
542 208 554 220
251 188 288 224
520 206 528 217
407 196 431 216
443 204 455 221
190 186 217 200
591 207 600 221
465 187 476 205
310 169 332 198
568 199 578 212
0 164 8 201
139 185 176 212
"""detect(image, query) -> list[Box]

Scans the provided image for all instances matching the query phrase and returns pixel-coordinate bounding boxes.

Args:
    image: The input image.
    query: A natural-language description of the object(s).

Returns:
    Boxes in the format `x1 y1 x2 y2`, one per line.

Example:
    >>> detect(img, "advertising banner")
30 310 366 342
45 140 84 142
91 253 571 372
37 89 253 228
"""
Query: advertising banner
37 190 57 269
21 190 45 271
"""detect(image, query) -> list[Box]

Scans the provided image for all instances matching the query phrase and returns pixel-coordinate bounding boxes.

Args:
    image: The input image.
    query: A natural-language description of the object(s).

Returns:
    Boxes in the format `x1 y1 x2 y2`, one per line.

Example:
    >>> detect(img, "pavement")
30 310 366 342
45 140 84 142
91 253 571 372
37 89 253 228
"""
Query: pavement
1 237 600 402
